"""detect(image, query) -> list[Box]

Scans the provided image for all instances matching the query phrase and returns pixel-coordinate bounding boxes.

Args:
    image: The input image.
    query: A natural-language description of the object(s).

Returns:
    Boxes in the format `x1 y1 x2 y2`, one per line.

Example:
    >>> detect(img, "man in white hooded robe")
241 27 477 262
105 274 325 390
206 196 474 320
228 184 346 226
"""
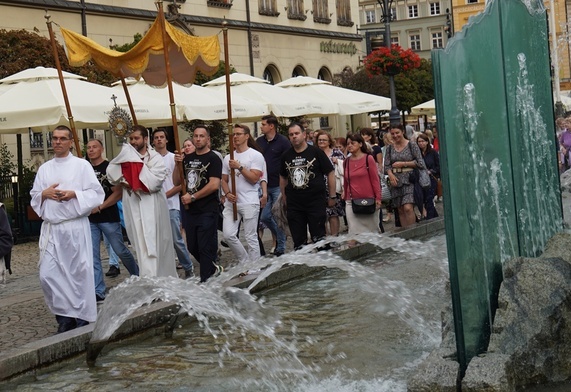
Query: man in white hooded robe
30 125 105 333
106 125 176 278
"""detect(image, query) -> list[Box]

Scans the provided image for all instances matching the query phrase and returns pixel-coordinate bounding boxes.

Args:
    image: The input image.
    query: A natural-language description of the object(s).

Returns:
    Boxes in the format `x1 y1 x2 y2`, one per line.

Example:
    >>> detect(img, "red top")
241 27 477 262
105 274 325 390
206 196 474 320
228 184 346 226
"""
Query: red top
343 154 381 201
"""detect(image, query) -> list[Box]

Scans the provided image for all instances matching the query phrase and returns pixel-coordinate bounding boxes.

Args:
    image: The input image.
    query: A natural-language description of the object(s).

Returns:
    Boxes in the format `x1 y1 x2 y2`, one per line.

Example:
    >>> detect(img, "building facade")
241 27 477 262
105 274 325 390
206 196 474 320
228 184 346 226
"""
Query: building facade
0 0 365 166
452 0 571 90
358 0 453 60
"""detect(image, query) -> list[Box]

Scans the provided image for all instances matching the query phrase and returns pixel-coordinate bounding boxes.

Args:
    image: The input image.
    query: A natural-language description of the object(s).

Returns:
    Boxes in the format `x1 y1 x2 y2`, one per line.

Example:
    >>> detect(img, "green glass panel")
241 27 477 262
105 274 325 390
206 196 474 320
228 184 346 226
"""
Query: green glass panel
432 0 562 372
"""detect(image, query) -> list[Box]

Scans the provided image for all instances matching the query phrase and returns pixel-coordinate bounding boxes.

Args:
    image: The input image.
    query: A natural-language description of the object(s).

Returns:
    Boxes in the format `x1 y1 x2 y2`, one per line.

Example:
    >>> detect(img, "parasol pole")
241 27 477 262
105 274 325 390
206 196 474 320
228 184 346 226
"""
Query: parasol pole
45 11 82 157
222 22 238 221
156 1 186 198
119 70 138 125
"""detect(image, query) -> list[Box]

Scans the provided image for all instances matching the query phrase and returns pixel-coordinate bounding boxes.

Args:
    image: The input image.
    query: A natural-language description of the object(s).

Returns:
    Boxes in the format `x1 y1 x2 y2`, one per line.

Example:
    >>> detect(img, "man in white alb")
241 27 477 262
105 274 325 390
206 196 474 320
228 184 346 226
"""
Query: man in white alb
107 125 177 278
30 125 104 333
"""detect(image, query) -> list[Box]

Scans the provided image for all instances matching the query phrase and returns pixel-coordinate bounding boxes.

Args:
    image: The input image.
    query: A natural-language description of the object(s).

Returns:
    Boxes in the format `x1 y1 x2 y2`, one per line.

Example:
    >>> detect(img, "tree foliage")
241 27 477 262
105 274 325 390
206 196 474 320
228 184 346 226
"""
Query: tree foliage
0 29 115 85
337 59 434 113
0 143 16 177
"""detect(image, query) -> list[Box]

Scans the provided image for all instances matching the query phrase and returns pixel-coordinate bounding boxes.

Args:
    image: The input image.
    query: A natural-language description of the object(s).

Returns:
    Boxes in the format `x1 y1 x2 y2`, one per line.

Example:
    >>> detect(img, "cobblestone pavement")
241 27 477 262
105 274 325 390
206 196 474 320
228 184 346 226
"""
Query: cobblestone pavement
0 203 443 353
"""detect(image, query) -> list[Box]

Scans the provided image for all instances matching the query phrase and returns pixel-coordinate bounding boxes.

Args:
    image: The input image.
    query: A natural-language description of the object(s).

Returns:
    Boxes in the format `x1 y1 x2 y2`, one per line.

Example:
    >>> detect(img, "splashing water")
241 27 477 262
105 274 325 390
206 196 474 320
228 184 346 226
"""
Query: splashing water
5 233 448 392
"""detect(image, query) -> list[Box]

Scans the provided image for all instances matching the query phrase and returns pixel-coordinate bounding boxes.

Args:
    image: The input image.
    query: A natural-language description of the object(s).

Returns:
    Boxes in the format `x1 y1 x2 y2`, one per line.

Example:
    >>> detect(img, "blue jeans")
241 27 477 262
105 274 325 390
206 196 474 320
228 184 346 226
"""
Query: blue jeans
260 186 286 253
169 209 194 273
184 211 218 282
91 222 139 298
103 234 120 268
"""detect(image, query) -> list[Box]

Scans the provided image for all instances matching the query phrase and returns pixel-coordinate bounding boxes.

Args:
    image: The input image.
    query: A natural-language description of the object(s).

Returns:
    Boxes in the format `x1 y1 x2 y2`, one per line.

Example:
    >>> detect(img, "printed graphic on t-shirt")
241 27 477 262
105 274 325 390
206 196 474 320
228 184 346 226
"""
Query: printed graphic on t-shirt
185 161 210 193
93 169 112 195
285 157 316 189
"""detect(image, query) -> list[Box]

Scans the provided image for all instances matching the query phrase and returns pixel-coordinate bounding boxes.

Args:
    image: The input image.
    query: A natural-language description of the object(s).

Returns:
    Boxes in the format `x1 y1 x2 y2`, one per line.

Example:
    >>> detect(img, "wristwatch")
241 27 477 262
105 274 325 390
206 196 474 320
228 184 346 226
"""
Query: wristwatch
238 166 244 172
190 194 196 203
329 195 337 199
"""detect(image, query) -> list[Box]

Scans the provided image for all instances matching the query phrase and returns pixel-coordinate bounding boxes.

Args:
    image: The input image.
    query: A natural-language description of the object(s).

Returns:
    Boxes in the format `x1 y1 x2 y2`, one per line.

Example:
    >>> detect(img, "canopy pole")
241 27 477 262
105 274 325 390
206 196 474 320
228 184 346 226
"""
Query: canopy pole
156 1 186 198
45 11 82 157
119 71 138 125
223 22 238 221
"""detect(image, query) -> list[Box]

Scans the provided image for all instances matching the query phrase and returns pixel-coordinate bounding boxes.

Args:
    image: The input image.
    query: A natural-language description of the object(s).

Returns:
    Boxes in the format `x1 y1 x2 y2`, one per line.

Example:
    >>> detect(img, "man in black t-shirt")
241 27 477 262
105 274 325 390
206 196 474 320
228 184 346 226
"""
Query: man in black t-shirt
87 139 139 301
280 123 336 250
174 126 223 282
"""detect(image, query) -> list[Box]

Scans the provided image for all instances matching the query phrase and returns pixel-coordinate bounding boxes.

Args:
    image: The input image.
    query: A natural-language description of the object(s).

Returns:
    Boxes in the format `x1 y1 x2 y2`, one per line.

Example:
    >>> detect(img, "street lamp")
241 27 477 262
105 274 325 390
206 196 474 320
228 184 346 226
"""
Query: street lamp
377 0 400 126
11 174 19 234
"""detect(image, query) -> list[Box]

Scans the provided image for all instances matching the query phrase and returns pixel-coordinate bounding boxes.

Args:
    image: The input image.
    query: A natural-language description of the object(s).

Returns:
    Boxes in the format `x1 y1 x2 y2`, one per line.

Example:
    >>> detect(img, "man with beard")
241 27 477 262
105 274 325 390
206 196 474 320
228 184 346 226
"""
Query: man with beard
174 126 223 282
107 125 176 278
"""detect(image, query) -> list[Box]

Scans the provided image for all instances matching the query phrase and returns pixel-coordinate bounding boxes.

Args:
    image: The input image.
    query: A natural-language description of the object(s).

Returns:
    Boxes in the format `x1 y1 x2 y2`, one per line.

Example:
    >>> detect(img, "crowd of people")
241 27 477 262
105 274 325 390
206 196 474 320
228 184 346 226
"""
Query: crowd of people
26 117 441 333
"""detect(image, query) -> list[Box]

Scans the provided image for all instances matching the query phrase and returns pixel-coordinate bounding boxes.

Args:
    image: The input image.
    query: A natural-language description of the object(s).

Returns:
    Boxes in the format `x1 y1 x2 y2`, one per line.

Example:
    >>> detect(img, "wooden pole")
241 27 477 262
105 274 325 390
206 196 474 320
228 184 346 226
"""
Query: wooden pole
119 71 138 125
45 11 82 157
222 22 237 221
156 1 186 197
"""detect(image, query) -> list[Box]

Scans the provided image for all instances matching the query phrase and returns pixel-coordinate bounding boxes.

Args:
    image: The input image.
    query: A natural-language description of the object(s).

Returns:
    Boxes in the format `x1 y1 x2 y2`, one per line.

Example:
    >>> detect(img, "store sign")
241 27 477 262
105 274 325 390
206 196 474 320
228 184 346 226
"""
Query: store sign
320 40 357 56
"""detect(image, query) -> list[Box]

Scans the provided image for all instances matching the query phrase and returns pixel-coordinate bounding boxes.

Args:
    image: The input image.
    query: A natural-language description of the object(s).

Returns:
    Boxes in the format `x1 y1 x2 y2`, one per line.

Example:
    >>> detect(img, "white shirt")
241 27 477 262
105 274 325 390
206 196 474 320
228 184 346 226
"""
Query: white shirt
222 148 265 205
160 151 180 211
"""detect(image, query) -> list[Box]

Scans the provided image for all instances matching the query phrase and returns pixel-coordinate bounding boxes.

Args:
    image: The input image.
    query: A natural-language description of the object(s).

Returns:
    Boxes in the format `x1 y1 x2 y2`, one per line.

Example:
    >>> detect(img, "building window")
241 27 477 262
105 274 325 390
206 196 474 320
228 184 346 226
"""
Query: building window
336 0 354 26
467 0 478 3
313 0 330 23
391 36 399 46
259 0 279 16
391 8 397 21
432 31 443 48
287 0 307 20
430 2 440 15
365 10 376 23
207 0 233 9
408 5 418 18
409 34 421 51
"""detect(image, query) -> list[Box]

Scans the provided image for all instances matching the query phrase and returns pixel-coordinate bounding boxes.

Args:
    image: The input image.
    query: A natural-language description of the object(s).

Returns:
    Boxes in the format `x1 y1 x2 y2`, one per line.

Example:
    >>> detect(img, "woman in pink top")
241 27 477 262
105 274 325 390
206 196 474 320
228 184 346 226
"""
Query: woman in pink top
343 133 382 235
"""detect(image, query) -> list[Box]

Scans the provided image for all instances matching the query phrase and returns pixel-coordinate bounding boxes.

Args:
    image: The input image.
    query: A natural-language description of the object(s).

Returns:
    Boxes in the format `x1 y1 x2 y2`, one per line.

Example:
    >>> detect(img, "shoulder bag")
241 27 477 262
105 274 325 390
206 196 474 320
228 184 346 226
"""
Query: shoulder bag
345 155 376 215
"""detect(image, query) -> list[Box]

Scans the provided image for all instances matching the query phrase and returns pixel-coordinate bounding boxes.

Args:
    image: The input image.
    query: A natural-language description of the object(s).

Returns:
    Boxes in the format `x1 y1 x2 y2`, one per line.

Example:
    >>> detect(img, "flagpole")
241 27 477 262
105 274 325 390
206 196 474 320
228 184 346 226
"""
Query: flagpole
156 1 186 198
222 22 238 221
45 11 82 157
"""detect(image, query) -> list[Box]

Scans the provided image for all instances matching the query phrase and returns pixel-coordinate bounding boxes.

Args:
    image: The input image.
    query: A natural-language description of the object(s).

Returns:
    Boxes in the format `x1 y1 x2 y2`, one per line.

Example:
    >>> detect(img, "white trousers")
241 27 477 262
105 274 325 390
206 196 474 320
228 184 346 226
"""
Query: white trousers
223 203 261 263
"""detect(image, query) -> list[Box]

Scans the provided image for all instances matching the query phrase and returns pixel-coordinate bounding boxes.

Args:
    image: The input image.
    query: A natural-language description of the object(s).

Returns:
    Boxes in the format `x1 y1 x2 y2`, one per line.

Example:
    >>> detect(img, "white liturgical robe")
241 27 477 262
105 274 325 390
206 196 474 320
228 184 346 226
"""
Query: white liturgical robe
107 143 177 278
30 153 105 322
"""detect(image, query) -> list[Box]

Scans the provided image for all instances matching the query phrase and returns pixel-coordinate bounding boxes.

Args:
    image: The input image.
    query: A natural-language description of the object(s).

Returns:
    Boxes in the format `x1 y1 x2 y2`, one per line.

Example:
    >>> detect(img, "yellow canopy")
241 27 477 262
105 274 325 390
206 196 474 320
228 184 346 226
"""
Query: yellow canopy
61 18 220 86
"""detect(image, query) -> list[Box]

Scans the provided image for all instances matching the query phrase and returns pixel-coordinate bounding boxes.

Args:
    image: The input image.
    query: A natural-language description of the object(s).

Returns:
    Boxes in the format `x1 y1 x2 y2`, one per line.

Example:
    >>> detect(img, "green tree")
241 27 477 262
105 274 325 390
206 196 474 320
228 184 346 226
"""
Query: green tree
110 33 143 52
338 59 434 113
0 143 16 177
0 28 115 85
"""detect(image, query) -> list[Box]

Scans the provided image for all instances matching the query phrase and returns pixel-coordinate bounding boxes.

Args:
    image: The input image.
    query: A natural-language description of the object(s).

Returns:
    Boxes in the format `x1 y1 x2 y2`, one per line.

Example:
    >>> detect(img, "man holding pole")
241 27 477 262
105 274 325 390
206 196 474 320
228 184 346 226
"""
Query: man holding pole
175 126 223 282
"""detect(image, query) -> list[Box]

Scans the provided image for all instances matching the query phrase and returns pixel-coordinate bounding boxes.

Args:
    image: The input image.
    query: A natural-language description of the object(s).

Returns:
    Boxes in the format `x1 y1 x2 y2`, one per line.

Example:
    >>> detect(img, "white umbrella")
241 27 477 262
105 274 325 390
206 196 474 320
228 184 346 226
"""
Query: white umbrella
0 67 174 132
276 76 391 115
113 78 269 121
0 66 85 83
202 73 337 117
410 99 436 116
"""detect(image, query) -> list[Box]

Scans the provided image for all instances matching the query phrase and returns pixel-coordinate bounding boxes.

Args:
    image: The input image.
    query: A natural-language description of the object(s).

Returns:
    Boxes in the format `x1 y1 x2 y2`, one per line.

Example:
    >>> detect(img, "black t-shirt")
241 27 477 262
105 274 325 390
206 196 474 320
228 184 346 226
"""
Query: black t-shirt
256 133 291 188
183 151 222 214
89 160 120 223
280 144 334 200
